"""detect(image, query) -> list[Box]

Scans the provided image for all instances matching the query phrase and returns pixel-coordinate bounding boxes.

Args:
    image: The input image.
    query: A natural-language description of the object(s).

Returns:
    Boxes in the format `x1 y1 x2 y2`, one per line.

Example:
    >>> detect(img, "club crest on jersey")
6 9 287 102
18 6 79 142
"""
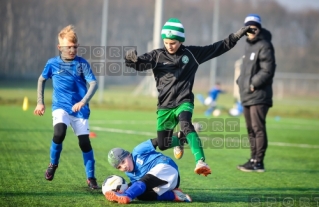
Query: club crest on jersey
136 158 143 165
182 55 189 64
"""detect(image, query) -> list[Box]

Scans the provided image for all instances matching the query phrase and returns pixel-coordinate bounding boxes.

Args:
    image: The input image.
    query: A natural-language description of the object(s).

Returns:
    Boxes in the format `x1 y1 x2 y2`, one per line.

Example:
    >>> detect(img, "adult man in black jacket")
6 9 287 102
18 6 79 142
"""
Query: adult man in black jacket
237 14 276 172
125 18 254 176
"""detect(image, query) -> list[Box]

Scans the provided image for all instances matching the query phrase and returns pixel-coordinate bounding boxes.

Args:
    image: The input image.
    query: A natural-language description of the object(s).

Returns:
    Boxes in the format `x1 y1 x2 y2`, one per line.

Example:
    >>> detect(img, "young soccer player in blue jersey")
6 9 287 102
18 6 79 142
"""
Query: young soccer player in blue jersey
105 138 192 204
33 25 99 189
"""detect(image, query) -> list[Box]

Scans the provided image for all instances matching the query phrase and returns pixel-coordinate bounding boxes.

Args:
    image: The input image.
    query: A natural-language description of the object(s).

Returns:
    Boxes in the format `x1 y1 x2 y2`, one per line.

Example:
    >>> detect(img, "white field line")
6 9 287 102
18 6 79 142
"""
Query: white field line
90 120 155 125
269 142 319 148
91 126 319 149
90 120 318 130
91 126 154 136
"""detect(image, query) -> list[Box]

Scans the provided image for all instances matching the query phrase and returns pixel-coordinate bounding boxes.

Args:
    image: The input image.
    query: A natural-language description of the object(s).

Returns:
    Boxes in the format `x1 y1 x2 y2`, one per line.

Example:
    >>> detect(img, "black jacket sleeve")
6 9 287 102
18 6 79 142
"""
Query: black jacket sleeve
188 33 238 64
125 51 157 71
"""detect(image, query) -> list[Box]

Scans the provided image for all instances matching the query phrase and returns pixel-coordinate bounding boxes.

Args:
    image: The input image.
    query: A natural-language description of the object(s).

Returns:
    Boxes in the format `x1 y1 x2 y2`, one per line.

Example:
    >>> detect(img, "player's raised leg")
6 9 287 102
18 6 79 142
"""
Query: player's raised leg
178 110 211 176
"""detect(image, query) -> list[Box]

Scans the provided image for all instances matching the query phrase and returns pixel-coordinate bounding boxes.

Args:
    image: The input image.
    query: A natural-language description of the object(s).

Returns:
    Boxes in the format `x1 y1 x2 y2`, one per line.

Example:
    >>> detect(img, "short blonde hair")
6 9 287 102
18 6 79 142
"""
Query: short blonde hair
58 25 78 44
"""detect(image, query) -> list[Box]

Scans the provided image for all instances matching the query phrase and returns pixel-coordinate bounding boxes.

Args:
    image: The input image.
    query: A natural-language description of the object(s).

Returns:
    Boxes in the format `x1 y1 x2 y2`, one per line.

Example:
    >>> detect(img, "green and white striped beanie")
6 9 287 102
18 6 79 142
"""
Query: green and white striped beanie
161 18 185 42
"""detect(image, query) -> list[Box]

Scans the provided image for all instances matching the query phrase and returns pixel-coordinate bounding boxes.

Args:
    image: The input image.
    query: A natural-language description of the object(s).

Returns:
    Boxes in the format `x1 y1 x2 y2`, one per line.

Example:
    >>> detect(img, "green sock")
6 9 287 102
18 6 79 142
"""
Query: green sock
186 132 205 163
170 135 180 148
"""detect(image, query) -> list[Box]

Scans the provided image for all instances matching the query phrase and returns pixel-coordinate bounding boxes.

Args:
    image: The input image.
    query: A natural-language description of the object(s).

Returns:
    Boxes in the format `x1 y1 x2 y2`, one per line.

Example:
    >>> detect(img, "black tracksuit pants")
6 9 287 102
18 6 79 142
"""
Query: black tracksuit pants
243 104 269 163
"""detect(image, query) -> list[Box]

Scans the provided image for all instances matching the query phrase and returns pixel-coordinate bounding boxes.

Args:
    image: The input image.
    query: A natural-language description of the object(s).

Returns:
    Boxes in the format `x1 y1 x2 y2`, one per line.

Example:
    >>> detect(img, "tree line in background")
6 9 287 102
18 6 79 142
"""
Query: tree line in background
1 0 319 85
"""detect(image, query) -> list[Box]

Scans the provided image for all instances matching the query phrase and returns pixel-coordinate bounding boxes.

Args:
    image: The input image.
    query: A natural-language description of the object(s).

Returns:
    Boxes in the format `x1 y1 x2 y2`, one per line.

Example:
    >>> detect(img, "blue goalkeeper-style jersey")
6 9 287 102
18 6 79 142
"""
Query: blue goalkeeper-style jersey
41 56 96 119
126 140 178 183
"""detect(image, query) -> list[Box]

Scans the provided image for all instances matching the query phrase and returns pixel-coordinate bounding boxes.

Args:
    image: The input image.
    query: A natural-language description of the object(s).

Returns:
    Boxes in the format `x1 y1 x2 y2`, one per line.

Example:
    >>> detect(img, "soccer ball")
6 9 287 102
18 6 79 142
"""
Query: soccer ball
212 109 221 117
102 175 128 195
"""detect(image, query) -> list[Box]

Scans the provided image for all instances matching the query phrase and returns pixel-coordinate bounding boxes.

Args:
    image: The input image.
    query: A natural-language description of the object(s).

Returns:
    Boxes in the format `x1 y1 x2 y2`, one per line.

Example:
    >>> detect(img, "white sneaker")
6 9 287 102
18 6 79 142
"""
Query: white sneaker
173 189 192 202
173 131 184 160
173 145 184 160
194 160 211 176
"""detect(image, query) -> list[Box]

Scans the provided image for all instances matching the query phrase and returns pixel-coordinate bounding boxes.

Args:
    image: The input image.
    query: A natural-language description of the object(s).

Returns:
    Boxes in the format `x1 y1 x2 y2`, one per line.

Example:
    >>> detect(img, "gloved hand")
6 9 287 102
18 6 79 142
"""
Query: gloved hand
233 26 256 40
125 49 138 63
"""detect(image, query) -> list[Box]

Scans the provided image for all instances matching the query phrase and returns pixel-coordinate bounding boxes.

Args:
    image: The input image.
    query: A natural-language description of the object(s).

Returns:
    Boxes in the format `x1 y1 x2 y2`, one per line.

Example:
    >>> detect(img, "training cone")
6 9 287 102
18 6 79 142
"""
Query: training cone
89 132 97 138
22 96 29 111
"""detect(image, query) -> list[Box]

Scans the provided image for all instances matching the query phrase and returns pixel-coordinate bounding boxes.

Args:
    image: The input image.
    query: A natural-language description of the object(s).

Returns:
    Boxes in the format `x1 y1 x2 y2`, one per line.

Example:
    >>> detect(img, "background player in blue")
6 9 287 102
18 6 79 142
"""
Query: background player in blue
206 82 224 115
105 139 192 204
33 25 99 189
197 82 225 116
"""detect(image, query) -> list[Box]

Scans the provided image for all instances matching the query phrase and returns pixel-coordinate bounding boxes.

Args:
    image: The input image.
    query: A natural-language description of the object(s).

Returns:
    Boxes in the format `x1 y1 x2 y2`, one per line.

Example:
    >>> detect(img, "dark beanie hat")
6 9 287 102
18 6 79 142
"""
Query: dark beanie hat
244 14 262 29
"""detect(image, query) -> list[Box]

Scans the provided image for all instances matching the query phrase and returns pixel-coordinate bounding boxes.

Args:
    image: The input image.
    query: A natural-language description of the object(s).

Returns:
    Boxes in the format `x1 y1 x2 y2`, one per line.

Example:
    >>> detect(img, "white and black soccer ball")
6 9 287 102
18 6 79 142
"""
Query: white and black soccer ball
102 175 128 195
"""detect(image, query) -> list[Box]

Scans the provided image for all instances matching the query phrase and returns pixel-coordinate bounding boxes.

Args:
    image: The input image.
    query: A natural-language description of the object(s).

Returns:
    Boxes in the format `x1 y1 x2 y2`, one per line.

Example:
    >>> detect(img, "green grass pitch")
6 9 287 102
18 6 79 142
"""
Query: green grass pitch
0 103 319 206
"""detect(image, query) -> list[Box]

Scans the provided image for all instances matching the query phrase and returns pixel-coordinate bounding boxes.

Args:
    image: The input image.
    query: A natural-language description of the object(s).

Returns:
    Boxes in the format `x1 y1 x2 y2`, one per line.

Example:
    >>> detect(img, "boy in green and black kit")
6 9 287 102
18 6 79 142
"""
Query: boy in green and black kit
125 18 254 176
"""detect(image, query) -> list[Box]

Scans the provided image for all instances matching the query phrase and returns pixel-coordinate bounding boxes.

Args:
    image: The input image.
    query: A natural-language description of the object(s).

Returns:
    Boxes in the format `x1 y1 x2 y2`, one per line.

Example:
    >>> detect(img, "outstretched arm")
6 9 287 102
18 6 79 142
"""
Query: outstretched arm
232 26 256 41
125 50 155 71
190 26 255 64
